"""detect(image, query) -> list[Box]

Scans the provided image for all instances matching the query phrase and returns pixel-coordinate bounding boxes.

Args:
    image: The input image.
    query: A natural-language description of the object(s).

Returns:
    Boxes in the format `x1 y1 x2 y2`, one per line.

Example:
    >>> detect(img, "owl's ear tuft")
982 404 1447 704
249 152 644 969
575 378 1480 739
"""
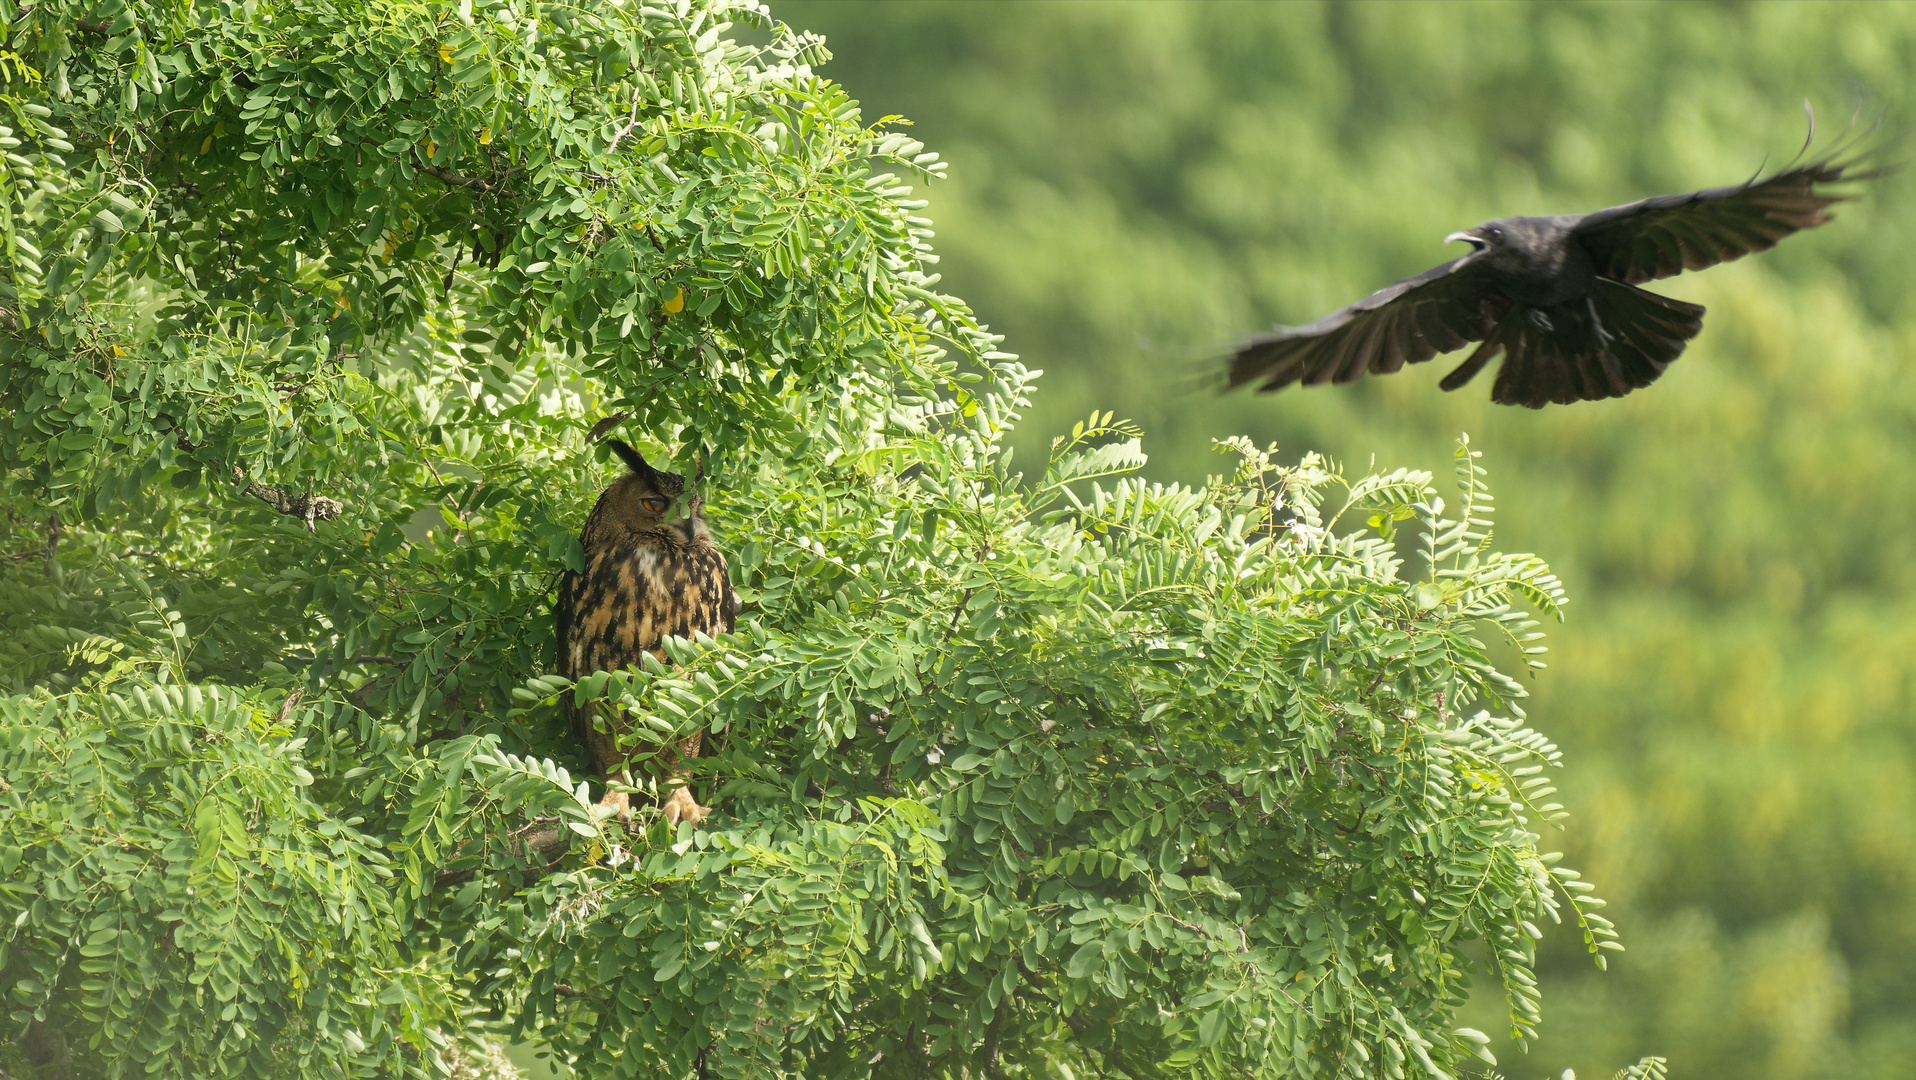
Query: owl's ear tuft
606 439 652 476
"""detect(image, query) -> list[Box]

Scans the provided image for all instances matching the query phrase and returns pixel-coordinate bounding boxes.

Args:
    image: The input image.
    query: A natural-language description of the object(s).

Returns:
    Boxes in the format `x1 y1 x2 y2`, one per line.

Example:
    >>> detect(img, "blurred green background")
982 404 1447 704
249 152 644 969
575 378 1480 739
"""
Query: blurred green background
774 2 1916 1077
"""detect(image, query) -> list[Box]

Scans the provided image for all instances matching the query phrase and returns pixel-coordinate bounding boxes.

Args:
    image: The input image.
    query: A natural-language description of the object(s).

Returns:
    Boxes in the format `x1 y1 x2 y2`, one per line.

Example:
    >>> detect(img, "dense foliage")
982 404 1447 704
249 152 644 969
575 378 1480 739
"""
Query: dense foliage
781 3 1916 1077
0 1 1635 1078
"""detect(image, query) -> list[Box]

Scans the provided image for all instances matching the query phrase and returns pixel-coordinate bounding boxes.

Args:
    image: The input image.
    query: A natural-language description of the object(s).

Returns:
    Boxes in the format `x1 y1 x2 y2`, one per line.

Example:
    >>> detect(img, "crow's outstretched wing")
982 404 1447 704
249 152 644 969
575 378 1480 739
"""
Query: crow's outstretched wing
1227 257 1508 393
1572 157 1874 284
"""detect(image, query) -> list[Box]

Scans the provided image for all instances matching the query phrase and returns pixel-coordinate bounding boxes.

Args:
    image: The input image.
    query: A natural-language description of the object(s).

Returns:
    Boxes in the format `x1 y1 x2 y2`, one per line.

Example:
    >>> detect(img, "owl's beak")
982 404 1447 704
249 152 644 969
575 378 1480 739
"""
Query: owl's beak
669 496 709 542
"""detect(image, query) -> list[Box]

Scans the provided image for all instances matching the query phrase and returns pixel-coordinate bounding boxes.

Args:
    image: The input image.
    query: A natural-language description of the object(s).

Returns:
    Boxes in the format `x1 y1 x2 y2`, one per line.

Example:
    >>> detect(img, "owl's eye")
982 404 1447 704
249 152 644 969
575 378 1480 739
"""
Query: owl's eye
642 497 667 512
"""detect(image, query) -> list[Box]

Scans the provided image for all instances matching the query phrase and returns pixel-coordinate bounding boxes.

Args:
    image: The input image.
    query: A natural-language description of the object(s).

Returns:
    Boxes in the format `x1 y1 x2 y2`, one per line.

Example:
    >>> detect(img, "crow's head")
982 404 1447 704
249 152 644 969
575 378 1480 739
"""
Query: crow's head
1444 219 1516 255
1444 216 1573 282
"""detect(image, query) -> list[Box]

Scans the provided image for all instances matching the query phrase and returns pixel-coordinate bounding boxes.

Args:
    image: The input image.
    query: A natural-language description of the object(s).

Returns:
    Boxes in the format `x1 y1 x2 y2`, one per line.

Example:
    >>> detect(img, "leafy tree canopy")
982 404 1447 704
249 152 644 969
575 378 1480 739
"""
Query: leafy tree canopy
0 1 1633 1078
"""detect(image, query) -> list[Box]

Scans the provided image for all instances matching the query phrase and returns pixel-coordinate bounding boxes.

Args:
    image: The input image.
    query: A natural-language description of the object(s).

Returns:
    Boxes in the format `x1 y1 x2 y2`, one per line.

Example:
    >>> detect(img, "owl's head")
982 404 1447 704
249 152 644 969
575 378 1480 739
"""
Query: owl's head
598 439 708 543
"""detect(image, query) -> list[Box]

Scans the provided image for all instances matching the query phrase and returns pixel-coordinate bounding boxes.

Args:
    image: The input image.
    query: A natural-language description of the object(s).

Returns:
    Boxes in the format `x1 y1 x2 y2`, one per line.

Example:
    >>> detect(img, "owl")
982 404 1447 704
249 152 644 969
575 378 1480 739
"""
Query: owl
556 439 738 828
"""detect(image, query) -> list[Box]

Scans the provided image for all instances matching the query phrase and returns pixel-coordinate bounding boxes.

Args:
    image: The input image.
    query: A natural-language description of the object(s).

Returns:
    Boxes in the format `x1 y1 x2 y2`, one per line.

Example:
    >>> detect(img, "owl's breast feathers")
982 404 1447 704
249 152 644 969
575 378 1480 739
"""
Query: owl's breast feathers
558 528 736 746
560 531 737 675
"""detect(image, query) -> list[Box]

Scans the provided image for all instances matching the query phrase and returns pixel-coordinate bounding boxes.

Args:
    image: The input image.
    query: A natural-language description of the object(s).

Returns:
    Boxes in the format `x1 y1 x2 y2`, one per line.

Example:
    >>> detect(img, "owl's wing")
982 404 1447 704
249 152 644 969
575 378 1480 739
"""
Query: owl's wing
719 563 740 634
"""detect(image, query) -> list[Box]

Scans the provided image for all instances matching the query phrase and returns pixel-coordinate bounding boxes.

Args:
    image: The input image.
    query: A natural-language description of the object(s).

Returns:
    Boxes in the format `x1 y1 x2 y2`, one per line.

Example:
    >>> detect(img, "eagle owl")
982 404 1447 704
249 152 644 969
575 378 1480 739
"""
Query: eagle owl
556 439 737 827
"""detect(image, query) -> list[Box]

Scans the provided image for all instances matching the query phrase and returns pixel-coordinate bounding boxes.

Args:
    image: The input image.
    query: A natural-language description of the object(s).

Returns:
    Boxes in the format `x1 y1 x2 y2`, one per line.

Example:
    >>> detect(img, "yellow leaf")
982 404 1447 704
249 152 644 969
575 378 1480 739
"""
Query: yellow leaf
199 135 213 154
662 286 685 314
478 126 492 145
439 43 452 63
422 137 436 159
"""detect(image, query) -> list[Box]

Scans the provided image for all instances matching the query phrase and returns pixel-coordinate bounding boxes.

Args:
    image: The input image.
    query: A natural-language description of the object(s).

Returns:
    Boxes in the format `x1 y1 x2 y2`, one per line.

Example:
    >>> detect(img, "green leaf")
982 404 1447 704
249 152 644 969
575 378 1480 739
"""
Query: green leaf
1064 939 1105 979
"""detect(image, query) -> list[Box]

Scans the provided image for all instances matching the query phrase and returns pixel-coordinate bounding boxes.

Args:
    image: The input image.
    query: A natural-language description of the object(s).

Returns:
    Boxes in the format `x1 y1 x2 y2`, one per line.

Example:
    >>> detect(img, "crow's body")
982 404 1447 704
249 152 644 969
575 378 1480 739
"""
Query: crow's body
1228 155 1877 407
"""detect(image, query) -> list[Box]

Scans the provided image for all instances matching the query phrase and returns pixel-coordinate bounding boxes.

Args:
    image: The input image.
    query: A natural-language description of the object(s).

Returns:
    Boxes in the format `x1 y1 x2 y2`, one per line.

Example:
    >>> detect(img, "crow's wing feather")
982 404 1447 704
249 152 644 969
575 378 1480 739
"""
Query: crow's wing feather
1572 157 1870 284
1227 257 1507 393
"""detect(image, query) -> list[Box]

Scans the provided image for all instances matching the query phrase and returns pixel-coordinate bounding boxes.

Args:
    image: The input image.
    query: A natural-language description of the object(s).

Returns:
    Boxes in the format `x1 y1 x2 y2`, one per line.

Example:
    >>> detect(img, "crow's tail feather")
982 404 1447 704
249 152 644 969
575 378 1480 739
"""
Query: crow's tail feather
1477 281 1705 407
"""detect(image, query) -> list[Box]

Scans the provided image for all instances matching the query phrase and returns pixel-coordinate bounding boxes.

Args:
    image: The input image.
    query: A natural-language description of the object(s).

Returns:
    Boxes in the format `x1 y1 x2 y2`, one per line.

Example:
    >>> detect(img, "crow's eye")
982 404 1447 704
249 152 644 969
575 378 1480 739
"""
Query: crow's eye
642 497 667 512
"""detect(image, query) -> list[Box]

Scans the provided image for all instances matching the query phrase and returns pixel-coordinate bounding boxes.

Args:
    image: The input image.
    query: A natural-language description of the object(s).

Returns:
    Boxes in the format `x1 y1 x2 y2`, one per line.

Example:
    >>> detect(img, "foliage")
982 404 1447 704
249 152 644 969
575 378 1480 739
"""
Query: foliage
0 683 587 1078
785 3 1916 1077
0 0 1625 1077
502 385 1600 1078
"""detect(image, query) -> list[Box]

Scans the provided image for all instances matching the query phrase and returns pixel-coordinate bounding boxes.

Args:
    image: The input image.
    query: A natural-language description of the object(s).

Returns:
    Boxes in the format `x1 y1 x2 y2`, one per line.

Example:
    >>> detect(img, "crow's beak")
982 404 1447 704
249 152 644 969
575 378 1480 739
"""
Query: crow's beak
1445 231 1487 252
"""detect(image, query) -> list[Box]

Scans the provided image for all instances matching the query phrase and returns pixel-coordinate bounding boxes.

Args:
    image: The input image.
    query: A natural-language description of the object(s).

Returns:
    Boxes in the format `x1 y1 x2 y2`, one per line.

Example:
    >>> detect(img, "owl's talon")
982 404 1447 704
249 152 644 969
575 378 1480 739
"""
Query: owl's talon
661 784 709 828
596 789 634 831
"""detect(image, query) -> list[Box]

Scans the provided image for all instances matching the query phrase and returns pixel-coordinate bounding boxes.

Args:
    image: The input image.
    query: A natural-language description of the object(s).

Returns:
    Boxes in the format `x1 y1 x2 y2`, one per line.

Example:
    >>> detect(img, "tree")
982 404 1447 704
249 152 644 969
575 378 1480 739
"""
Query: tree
0 1 1625 1077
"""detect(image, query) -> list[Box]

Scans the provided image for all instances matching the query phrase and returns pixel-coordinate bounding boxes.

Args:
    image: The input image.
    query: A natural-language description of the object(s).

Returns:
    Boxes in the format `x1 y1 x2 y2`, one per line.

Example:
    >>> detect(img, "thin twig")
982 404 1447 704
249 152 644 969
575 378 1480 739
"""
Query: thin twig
604 87 646 155
412 157 524 194
241 477 343 524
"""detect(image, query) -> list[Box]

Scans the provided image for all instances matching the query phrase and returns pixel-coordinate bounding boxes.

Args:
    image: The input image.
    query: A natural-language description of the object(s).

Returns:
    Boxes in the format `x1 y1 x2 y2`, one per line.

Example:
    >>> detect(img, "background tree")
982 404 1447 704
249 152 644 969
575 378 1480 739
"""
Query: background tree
780 2 1916 1077
0 1 1644 1078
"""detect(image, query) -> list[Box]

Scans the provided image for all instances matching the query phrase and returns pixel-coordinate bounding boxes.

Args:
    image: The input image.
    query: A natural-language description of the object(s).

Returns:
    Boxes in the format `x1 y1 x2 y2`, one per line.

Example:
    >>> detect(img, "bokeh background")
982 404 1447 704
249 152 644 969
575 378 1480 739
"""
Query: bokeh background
771 2 1916 1078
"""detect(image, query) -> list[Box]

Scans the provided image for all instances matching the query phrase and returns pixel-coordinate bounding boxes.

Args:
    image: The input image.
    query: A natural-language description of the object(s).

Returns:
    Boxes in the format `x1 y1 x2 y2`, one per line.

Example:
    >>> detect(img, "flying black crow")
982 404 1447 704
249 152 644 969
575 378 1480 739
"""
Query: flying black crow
1227 148 1882 407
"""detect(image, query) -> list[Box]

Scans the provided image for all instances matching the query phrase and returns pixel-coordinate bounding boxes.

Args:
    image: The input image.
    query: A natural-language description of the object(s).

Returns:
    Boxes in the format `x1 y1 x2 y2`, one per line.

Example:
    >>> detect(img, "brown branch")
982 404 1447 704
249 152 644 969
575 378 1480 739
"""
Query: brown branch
604 87 646 155
242 478 343 528
980 995 1012 1080
24 1016 77 1080
586 412 629 443
276 351 351 401
553 983 602 1000
1014 958 1146 1079
412 154 526 195
442 242 463 300
433 819 572 889
417 161 495 192
1059 1011 1138 1080
943 588 974 642
283 653 398 668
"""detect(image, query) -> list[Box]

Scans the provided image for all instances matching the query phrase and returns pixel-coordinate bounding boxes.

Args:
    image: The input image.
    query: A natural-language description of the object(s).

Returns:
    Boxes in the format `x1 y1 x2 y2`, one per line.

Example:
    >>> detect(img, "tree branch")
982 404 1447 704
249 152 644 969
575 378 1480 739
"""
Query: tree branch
241 478 343 529
412 155 526 195
980 995 1012 1080
1060 1012 1139 1080
433 819 572 889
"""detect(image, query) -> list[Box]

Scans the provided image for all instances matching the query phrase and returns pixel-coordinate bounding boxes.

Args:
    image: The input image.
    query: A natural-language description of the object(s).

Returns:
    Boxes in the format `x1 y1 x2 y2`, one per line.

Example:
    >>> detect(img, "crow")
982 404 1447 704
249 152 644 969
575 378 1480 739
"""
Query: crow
1227 146 1882 408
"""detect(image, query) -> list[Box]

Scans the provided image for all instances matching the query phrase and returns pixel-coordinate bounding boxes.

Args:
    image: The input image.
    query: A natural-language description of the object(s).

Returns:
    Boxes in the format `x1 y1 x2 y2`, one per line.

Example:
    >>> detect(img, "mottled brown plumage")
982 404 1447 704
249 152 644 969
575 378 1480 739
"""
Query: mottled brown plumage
556 439 737 827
